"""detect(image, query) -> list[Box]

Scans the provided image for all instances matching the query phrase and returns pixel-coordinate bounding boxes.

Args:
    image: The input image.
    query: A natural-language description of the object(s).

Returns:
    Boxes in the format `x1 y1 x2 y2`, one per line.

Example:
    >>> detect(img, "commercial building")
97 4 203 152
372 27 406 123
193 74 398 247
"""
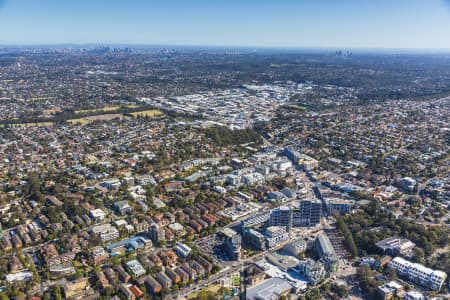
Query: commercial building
325 198 354 215
106 236 152 256
269 206 293 231
244 228 266 250
284 147 318 170
376 237 415 257
299 199 321 227
292 258 326 285
283 239 308 257
241 212 270 229
388 257 447 291
243 264 266 286
315 233 339 272
246 277 292 300
265 226 289 249
149 225 166 245
221 228 242 261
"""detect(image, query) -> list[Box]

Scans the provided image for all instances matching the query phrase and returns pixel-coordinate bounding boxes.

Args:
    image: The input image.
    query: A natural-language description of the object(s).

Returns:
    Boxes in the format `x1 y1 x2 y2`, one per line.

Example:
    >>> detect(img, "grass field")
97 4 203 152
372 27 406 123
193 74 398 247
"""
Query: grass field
187 285 221 299
285 104 307 111
67 118 91 125
28 97 55 102
75 104 140 115
130 109 163 117
75 106 121 114
68 113 124 125
5 122 54 128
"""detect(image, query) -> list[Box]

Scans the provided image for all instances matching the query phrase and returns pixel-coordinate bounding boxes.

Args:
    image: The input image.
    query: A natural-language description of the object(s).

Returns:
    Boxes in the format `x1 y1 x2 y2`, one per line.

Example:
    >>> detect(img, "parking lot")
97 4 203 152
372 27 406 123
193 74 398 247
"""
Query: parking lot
325 228 350 259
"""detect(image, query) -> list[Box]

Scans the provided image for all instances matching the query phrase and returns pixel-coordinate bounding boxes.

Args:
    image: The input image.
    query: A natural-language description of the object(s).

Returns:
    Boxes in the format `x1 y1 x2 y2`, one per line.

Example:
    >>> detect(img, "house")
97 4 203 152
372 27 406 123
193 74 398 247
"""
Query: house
96 271 111 289
116 265 131 283
175 267 189 282
144 275 162 293
190 261 205 277
165 268 181 284
196 256 213 273
129 285 144 299
119 283 136 300
155 271 172 289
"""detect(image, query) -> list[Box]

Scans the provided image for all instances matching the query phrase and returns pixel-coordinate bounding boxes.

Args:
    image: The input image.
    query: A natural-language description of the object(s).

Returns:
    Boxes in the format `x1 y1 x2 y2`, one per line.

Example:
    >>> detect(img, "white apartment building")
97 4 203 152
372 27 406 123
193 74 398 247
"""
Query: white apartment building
388 257 447 291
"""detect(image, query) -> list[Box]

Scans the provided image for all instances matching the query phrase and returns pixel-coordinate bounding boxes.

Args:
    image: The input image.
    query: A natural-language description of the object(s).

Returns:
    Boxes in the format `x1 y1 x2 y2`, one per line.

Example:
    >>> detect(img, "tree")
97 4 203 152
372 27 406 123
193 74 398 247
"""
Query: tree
337 217 358 258
0 293 9 300
357 266 377 299
304 287 321 300
413 248 425 265
53 285 62 300
332 284 349 298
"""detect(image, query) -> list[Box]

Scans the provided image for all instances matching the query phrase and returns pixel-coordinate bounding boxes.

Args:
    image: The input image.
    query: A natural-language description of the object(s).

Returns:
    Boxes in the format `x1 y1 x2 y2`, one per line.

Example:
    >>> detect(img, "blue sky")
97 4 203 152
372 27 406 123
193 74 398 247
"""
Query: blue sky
0 0 450 49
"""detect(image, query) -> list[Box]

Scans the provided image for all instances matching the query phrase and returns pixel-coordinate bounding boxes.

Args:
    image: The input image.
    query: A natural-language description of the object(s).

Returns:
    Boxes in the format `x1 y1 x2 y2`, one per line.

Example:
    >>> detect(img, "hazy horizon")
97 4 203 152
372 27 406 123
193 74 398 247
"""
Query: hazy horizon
1 0 450 49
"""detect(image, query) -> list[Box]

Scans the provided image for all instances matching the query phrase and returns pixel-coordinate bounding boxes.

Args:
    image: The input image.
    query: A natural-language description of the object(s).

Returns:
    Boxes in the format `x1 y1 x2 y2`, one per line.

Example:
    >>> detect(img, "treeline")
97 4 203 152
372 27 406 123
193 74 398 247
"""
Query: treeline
203 126 262 147
344 200 449 264
336 217 358 258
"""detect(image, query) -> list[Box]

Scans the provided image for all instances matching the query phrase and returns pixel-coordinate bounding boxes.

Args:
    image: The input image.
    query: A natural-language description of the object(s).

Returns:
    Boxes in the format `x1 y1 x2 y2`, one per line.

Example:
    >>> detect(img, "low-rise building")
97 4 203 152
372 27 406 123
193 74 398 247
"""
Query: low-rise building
89 209 106 222
377 281 404 300
315 233 339 272
155 271 173 289
388 257 447 291
221 228 242 261
63 278 88 300
292 258 326 285
376 237 415 257
265 226 289 249
283 239 308 256
176 242 192 258
126 259 146 278
144 275 162 293
119 283 136 300
246 277 292 300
